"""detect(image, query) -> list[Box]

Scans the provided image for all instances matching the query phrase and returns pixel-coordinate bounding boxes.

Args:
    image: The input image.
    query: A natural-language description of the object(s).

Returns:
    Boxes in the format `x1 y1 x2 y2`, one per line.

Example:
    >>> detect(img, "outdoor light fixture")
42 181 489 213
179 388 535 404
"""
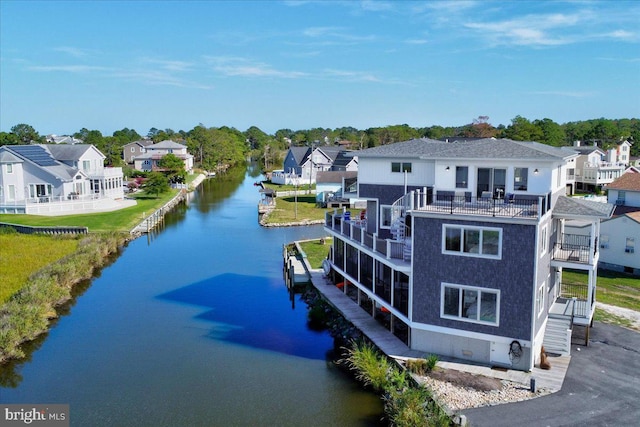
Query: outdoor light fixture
534 169 539 174
445 166 450 171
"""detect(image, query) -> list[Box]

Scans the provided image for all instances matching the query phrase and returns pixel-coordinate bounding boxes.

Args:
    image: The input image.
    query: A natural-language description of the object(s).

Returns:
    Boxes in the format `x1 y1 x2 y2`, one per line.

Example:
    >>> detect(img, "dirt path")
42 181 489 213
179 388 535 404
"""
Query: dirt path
597 302 640 331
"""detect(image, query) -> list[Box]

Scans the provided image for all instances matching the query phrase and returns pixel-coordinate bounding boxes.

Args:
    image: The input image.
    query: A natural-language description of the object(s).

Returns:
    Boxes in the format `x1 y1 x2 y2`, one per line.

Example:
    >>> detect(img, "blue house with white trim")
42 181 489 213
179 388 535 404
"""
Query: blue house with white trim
324 138 613 371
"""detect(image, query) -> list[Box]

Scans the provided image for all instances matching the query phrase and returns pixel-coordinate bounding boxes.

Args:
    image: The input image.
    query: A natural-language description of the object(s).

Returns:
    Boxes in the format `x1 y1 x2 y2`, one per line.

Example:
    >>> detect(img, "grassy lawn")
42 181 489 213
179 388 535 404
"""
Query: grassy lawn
298 238 333 269
0 189 180 233
0 233 79 303
262 181 315 192
264 194 364 225
563 269 640 312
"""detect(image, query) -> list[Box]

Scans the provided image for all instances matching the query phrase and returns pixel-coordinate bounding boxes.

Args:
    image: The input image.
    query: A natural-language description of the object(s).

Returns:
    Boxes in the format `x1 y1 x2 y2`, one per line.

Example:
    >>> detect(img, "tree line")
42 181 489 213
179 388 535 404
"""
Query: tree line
1 116 639 172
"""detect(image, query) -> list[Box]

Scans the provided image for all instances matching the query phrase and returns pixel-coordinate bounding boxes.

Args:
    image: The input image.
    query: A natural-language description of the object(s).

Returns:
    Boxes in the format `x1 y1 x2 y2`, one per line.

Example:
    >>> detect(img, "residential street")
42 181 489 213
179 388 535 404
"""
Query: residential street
462 322 640 426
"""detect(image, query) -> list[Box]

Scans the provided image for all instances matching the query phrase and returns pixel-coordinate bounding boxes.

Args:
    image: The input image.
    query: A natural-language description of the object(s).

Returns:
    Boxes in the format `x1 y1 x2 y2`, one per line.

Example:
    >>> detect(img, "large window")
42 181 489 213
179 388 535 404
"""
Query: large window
442 225 501 259
6 164 13 174
441 283 499 325
514 167 528 191
456 166 468 188
391 162 412 173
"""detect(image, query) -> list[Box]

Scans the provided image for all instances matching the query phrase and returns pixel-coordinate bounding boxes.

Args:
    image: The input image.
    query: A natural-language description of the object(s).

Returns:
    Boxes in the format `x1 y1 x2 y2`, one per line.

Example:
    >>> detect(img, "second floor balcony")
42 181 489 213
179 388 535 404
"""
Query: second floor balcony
551 233 596 266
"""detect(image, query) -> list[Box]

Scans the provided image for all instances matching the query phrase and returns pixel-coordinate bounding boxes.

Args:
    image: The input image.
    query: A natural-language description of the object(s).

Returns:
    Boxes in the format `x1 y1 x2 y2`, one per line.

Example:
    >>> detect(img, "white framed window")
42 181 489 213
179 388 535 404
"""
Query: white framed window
626 237 635 254
131 147 135 152
441 283 499 326
540 225 548 255
82 160 90 171
7 184 15 201
6 164 13 174
536 283 545 316
380 205 392 229
600 235 609 249
442 224 502 259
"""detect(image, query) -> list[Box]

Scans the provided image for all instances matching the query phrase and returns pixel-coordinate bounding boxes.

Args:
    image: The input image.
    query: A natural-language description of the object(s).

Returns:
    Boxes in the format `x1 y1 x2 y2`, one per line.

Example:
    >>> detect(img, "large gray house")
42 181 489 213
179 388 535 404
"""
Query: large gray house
324 138 614 371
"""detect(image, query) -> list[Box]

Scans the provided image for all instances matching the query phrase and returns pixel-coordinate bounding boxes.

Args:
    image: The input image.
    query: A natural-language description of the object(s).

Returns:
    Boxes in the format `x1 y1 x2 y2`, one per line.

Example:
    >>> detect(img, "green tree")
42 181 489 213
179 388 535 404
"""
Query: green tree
503 116 544 141
10 124 42 144
158 153 186 183
534 118 566 146
0 132 20 146
143 172 170 197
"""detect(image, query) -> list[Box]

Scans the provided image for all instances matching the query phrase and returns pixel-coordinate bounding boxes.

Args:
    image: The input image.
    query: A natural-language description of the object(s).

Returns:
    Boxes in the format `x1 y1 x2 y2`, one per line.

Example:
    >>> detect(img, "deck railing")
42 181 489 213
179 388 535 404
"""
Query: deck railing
552 233 593 264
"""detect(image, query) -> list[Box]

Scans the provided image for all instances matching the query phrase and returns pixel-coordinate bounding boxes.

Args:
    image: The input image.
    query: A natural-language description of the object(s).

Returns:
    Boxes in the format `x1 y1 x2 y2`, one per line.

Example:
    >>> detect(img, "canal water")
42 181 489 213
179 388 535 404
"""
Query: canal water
0 165 384 426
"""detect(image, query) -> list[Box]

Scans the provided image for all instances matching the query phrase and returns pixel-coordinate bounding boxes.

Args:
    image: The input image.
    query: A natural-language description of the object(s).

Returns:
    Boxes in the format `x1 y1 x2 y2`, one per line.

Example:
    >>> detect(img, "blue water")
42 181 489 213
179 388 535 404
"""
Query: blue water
0 166 384 426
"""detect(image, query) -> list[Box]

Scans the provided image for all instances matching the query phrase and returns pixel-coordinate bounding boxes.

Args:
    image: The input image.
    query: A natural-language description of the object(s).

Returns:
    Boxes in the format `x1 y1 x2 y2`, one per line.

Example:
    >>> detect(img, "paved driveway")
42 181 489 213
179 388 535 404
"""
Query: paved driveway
462 323 640 427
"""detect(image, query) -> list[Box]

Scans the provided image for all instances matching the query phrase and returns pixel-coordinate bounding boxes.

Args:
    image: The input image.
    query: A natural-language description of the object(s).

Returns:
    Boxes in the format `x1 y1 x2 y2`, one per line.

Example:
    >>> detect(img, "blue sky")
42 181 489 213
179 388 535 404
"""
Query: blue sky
1 0 639 136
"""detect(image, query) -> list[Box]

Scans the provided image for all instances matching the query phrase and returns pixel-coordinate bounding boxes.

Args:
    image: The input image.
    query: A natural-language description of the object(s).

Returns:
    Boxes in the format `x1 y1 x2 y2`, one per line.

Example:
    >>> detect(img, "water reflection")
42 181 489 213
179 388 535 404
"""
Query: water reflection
158 273 334 359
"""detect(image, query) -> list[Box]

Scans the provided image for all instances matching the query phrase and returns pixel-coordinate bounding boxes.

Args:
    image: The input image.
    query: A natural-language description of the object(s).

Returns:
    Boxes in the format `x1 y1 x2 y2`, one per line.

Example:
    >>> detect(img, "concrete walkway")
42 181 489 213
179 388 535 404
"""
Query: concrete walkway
307 269 570 393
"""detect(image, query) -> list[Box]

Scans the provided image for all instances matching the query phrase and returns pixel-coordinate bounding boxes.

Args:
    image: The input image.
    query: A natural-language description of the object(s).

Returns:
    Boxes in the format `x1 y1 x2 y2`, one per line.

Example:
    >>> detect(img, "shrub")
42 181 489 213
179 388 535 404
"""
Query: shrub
343 340 393 392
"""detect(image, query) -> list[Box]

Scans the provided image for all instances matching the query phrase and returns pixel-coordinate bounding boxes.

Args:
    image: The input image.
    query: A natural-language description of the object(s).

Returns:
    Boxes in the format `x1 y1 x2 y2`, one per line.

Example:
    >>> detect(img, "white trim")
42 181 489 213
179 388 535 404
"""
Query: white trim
441 224 502 260
440 282 500 326
380 204 392 229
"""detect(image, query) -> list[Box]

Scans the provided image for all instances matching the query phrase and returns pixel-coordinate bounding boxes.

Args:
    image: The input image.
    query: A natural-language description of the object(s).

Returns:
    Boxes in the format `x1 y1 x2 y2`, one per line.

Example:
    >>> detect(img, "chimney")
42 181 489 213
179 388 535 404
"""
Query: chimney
573 140 581 147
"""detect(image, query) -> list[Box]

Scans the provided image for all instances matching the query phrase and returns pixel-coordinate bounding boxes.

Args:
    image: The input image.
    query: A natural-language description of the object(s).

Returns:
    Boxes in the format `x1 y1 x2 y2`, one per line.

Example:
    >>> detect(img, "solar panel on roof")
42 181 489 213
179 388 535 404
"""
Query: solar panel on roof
11 145 59 166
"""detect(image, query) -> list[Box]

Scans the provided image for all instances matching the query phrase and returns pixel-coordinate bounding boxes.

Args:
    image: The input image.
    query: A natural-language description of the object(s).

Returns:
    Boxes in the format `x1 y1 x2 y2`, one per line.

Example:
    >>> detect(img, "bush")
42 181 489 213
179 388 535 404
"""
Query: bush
343 340 393 392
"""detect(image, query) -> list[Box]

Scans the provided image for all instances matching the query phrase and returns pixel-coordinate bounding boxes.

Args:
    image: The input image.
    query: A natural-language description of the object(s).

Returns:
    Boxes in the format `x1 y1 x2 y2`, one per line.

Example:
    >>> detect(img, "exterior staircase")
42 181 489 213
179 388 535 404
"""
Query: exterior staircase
543 316 572 356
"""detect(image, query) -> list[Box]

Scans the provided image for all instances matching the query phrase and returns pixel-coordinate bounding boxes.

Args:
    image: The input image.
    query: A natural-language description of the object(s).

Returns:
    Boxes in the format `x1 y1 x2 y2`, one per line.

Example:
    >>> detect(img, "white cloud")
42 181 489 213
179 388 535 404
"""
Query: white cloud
527 90 595 98
27 65 107 73
205 56 307 79
53 46 94 57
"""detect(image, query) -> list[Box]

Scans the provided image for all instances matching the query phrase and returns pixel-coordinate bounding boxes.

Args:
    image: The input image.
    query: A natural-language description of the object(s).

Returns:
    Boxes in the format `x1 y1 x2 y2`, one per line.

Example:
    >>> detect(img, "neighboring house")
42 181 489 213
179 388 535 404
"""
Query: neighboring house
0 144 124 214
573 141 626 193
46 134 84 145
316 171 364 207
324 137 614 372
606 168 640 208
616 140 633 165
271 145 357 185
123 139 154 164
133 140 194 172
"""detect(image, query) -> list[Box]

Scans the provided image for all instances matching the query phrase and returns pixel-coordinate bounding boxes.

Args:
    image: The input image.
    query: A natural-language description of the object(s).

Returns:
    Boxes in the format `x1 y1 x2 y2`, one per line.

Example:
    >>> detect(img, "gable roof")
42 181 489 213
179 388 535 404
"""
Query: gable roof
316 171 357 184
354 138 576 161
3 145 84 182
125 139 154 148
553 196 615 219
289 146 311 165
332 151 356 168
149 140 187 150
573 145 605 156
606 171 640 191
47 144 103 161
0 149 24 164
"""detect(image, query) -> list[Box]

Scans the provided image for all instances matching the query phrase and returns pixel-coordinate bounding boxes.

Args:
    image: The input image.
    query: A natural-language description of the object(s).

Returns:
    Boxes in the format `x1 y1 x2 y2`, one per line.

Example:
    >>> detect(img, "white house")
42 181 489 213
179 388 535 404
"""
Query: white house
133 140 194 172
573 141 626 193
0 144 125 215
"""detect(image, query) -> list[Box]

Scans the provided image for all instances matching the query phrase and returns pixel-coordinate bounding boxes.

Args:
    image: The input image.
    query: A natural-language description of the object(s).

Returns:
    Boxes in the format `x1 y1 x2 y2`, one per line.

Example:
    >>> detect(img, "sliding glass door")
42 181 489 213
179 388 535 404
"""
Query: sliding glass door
477 168 506 198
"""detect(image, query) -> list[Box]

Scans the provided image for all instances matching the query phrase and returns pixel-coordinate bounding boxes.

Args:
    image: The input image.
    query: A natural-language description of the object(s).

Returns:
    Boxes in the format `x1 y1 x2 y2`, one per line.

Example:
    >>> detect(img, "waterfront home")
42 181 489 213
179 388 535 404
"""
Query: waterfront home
0 144 124 214
133 140 194 172
323 138 614 371
271 146 357 185
123 138 154 164
572 140 628 193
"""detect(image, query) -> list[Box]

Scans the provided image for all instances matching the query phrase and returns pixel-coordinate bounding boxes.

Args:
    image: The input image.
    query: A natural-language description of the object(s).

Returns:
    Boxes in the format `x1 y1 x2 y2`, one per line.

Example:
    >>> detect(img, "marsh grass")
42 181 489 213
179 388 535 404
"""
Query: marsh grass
342 340 452 426
0 232 79 303
0 233 127 362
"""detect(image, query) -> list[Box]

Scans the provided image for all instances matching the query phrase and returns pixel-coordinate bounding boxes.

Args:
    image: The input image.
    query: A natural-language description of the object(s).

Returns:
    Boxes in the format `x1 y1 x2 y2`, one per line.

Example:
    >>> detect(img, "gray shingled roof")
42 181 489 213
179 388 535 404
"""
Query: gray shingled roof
151 140 187 149
0 149 24 163
353 138 577 161
4 145 81 182
46 144 99 161
553 196 615 219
